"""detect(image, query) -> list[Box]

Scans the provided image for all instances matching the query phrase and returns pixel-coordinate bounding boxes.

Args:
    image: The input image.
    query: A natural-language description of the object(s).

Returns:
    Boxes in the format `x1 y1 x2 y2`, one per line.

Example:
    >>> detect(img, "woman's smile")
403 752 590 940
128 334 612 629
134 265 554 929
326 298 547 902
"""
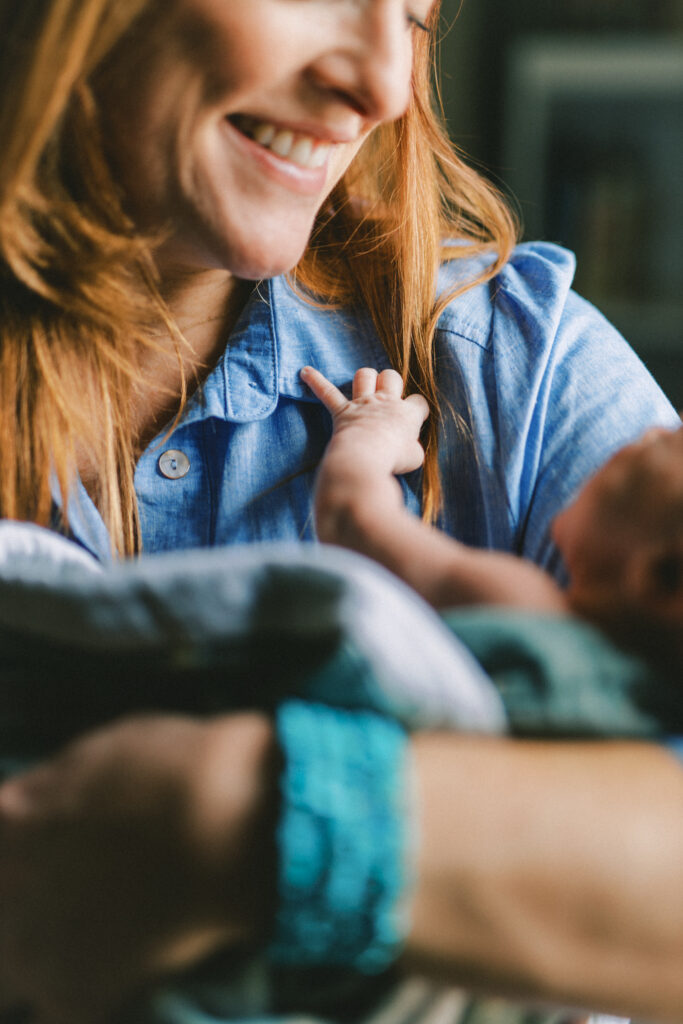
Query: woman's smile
96 0 420 278
221 114 358 198
228 116 335 171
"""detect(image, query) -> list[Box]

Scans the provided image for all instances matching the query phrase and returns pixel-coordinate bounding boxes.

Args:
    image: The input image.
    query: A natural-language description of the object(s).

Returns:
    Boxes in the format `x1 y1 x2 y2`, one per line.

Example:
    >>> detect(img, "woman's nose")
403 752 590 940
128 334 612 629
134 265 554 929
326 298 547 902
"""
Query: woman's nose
308 3 414 123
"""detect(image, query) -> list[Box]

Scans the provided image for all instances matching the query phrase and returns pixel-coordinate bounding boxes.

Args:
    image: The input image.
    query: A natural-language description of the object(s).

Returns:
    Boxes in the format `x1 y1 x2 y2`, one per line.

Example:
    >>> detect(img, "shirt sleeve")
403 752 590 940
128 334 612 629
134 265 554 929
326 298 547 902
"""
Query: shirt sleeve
490 243 680 578
269 700 413 974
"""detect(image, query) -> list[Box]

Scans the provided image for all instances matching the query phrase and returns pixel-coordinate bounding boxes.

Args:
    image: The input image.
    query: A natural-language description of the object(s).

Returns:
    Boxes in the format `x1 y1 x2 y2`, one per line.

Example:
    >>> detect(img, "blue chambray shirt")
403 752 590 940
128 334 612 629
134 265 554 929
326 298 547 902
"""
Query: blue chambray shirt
66 242 679 570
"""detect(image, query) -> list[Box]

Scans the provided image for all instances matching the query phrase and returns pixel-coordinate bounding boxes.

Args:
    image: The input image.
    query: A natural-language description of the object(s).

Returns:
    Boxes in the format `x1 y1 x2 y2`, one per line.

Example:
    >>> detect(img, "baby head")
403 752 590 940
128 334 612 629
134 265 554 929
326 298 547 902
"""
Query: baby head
552 426 683 671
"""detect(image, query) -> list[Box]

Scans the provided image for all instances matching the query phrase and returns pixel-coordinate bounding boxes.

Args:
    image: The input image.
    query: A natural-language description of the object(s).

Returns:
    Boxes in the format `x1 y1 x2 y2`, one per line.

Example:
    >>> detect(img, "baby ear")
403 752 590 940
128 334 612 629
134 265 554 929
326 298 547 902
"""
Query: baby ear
627 541 683 617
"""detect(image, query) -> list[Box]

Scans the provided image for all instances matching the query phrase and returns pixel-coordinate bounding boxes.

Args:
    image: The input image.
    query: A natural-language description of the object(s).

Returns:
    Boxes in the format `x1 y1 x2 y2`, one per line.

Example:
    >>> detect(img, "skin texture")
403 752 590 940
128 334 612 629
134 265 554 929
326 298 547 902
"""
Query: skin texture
553 426 683 615
302 364 568 611
406 735 683 1024
303 364 683 623
97 0 432 280
0 714 280 1024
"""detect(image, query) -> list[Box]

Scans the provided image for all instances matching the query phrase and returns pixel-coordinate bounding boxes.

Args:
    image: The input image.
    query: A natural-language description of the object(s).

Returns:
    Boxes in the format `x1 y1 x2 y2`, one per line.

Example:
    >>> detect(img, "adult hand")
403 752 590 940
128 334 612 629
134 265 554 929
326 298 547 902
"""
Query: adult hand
0 712 279 1024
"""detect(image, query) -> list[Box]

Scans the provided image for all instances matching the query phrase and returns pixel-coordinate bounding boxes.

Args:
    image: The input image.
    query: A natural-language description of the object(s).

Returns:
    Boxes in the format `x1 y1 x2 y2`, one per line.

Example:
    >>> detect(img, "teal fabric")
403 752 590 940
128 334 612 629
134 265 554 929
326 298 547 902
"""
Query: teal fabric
442 606 683 738
271 701 410 974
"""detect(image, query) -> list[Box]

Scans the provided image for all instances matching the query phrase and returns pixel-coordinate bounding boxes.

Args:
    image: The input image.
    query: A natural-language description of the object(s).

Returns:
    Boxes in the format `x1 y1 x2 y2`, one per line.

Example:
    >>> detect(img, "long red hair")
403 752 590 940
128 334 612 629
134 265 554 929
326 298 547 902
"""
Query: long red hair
0 0 517 553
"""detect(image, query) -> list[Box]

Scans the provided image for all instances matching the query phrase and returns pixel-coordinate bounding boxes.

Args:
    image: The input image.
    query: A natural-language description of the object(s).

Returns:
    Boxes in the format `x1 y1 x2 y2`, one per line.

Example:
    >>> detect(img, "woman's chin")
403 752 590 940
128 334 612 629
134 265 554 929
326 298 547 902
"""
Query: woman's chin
229 251 306 281
158 231 310 281
225 234 311 281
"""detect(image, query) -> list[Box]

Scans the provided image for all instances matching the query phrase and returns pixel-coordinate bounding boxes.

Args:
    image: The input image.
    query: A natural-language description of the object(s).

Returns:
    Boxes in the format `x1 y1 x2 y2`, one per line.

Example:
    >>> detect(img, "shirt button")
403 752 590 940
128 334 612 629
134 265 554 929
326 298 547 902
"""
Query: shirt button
158 449 191 479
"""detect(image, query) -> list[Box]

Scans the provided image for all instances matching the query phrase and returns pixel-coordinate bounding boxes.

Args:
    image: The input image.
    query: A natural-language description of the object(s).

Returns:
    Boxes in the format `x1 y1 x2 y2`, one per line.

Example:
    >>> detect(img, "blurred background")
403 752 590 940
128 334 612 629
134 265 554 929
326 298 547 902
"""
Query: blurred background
438 0 683 407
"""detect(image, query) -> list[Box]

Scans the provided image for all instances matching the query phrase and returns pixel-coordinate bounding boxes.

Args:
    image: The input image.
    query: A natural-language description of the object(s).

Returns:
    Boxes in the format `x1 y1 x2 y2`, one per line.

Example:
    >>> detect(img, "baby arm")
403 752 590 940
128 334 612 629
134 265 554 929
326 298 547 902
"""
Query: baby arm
301 365 567 612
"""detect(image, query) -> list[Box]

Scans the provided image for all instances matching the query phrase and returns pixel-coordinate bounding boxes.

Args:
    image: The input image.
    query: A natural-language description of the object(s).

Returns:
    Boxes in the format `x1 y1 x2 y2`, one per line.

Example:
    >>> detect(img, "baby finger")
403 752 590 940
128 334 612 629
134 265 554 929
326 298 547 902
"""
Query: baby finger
376 369 404 397
404 392 430 426
352 367 379 399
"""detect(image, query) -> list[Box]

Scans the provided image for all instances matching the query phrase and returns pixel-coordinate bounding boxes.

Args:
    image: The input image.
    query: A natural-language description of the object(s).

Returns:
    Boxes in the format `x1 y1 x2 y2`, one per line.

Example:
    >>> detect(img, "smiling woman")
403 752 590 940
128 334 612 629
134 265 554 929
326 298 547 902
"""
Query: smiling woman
0 0 512 554
94 0 417 273
0 2 682 1023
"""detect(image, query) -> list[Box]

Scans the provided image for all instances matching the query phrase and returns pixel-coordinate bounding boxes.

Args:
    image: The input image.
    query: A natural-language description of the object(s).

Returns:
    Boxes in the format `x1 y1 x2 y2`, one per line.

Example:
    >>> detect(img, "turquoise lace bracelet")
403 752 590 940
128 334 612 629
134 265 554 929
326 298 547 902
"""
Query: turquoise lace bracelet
269 700 411 974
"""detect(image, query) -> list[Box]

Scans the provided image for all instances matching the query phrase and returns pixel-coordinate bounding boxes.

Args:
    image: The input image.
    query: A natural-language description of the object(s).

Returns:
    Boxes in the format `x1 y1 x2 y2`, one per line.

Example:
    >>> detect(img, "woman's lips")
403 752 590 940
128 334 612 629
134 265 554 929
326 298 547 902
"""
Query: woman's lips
231 115 332 169
222 114 337 197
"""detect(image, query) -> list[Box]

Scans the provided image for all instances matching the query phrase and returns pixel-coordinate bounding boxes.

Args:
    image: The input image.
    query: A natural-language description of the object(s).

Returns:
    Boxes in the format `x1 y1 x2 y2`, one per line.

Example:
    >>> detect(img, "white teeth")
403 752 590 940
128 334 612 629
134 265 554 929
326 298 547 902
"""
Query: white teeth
242 118 332 170
253 123 276 147
289 137 313 167
270 129 294 158
310 144 330 168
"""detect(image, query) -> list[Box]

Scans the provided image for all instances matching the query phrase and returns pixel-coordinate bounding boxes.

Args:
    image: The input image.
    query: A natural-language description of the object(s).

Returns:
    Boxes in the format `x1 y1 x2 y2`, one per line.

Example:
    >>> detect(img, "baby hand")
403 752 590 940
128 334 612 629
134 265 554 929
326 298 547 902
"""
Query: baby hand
301 365 429 476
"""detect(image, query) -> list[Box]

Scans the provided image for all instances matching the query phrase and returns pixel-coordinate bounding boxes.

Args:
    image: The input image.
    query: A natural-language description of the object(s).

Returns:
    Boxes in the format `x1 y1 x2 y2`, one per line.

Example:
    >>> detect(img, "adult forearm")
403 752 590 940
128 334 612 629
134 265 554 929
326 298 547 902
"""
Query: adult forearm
404 735 683 1022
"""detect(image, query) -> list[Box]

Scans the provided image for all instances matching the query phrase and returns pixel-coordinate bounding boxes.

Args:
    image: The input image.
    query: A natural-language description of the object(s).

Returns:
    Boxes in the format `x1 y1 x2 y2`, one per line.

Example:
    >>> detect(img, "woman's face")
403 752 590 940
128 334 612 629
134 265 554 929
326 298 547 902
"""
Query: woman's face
97 0 434 278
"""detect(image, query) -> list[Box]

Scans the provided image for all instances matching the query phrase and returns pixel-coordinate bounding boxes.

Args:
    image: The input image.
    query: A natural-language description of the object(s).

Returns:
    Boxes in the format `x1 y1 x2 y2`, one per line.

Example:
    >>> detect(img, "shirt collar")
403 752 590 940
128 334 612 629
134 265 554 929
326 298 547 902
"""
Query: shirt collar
270 275 391 398
175 275 392 428
61 277 393 561
177 280 278 427
51 474 114 565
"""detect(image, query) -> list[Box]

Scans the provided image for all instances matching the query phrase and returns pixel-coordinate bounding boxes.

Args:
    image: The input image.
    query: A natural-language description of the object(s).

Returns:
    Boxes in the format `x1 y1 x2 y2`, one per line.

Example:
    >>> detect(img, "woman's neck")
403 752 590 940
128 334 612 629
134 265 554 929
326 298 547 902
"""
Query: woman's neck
160 267 252 366
131 268 253 452
79 267 255 496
